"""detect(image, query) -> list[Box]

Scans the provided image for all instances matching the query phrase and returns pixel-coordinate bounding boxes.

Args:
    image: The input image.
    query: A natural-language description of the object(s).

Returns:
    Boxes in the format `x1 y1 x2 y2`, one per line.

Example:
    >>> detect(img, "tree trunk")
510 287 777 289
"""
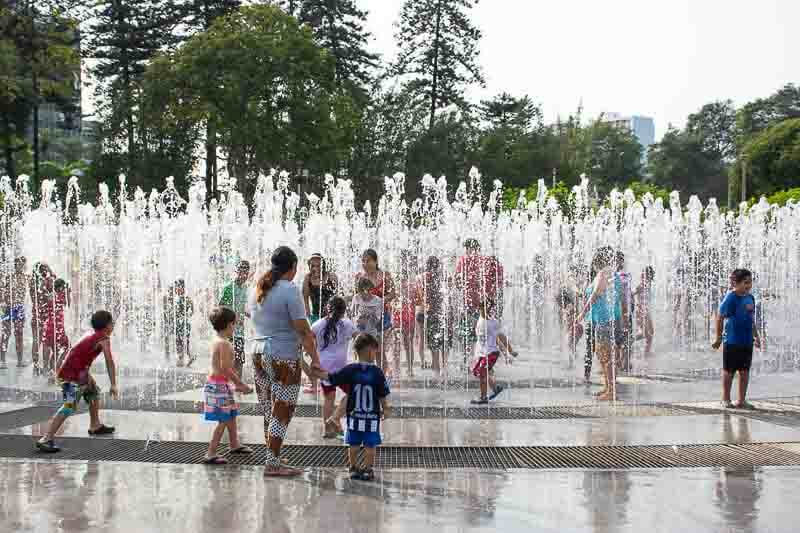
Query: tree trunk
2 117 16 179
429 0 442 130
205 120 217 202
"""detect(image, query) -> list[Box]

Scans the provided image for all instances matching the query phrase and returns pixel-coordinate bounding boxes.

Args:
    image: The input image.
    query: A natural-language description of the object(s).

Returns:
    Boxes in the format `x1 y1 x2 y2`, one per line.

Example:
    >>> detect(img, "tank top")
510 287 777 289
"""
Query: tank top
58 330 106 383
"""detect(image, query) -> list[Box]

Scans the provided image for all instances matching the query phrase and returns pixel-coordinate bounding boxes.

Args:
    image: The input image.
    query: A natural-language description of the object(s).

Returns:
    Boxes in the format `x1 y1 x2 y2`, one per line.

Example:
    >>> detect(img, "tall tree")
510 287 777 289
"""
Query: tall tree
281 0 379 93
394 0 484 129
686 99 737 162
479 92 541 132
737 83 800 143
85 0 178 178
741 118 800 198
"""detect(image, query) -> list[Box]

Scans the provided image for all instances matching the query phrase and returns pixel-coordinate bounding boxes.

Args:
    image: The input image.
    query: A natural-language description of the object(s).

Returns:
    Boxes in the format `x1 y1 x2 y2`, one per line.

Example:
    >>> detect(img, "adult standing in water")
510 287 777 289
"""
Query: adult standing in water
355 249 396 373
250 246 321 476
302 253 338 393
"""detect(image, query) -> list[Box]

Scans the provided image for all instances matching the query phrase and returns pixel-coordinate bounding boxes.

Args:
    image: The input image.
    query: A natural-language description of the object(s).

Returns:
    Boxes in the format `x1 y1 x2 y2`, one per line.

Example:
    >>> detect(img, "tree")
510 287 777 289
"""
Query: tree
741 118 800 197
282 0 379 94
394 0 484 129
149 5 344 198
686 99 737 162
479 93 541 132
737 84 800 142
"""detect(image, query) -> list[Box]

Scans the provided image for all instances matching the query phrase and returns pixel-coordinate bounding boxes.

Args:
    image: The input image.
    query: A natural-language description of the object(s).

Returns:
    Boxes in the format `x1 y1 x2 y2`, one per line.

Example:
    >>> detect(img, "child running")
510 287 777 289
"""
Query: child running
312 296 358 438
36 310 118 453
470 297 518 405
42 278 70 381
203 307 253 464
316 333 390 481
712 268 762 409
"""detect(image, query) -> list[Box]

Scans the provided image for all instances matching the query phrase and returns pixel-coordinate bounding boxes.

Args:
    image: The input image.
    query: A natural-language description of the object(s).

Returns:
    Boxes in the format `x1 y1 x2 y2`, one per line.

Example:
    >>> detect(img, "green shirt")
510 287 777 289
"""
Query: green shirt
220 281 248 338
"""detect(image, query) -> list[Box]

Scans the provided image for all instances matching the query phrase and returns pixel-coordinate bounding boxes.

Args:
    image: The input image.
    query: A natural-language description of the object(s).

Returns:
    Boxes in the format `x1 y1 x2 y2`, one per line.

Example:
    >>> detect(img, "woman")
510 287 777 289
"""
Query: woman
575 246 620 401
250 246 321 476
302 253 338 394
355 249 396 372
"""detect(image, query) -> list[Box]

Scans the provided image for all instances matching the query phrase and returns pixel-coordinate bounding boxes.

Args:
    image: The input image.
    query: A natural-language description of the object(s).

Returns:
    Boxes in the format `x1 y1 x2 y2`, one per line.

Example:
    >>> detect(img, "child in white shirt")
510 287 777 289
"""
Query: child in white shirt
471 298 517 404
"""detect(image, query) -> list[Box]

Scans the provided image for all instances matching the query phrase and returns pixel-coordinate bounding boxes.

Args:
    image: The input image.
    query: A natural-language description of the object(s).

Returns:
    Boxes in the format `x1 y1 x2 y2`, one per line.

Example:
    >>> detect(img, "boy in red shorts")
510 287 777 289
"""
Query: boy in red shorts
36 310 119 453
471 298 517 405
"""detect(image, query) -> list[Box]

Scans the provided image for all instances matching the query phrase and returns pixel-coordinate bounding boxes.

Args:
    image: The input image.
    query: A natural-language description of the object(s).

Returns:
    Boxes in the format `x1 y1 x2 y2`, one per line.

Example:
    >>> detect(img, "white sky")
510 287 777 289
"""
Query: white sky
82 0 799 141
360 0 799 139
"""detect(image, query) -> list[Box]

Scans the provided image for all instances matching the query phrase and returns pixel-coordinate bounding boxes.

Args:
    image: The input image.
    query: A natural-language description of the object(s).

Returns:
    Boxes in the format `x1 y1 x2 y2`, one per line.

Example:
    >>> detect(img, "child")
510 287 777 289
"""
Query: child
421 256 448 376
219 260 251 378
0 256 28 369
29 262 54 374
203 307 253 464
317 333 390 481
164 279 195 367
471 298 518 405
351 277 383 340
712 268 762 409
36 310 119 453
312 296 357 438
42 278 70 381
634 266 655 355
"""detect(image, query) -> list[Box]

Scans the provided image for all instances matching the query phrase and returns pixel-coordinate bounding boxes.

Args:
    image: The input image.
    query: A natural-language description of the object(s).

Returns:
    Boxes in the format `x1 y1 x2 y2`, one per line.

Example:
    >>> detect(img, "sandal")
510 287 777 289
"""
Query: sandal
88 424 115 436
203 456 228 465
735 401 756 410
230 446 253 454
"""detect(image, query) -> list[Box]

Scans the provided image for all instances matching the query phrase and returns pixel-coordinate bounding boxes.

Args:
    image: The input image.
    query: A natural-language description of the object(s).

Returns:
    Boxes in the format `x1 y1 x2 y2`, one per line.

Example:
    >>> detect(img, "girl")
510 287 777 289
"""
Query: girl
302 253 338 394
29 262 54 375
355 250 395 370
163 279 195 367
393 253 418 377
634 266 656 355
420 256 449 376
203 307 253 464
311 296 358 438
42 278 70 381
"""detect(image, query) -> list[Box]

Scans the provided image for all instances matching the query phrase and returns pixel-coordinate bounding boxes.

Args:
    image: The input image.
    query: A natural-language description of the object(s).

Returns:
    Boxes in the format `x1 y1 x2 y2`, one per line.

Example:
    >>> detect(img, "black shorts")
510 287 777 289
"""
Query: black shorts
723 344 753 371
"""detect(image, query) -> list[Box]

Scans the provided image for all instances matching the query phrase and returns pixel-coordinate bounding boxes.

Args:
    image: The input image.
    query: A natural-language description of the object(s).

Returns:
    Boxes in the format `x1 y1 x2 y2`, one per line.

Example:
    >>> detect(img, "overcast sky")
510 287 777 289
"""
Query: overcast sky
360 0 799 139
81 0 798 141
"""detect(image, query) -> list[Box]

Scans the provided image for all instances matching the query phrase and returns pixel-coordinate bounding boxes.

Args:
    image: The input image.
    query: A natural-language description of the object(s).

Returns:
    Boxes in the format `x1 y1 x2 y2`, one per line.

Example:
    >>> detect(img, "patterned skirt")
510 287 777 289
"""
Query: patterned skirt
203 376 239 422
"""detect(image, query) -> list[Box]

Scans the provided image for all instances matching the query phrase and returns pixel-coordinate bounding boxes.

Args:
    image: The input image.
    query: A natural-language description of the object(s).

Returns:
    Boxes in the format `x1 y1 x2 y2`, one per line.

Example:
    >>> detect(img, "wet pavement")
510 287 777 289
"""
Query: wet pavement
1 459 798 532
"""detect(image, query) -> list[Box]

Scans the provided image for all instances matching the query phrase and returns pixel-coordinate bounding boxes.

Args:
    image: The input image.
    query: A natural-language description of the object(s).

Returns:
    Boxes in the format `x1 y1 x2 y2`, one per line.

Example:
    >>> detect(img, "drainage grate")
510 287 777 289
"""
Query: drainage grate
2 434 800 469
0 406 55 431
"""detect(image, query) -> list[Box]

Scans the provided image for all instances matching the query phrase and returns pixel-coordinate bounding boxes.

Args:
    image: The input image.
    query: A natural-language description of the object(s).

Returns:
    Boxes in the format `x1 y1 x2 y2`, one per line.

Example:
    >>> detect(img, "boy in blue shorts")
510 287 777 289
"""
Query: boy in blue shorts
712 269 762 409
317 333 390 481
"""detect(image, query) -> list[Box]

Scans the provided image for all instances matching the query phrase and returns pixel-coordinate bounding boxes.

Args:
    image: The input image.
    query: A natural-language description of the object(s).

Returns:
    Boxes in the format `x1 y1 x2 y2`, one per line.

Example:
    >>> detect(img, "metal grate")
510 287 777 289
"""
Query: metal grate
2 434 800 469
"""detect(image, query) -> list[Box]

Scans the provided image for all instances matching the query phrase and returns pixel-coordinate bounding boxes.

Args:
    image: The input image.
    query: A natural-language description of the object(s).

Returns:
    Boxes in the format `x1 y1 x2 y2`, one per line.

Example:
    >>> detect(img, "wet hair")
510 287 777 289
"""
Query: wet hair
256 246 298 304
90 310 113 331
353 333 380 354
236 260 250 273
308 253 323 266
54 278 67 291
426 255 440 273
209 306 237 332
362 249 380 271
464 238 480 251
644 266 655 282
731 268 752 285
616 251 625 269
174 278 186 290
591 247 614 271
322 296 347 350
357 276 375 293
13 256 26 269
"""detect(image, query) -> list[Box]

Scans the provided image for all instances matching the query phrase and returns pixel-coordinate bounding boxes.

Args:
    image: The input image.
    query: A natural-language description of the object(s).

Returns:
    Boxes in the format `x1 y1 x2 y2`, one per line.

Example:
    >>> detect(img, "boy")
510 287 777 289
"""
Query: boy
36 310 119 453
317 333 390 481
712 269 762 409
471 298 518 405
219 260 251 378
0 256 28 369
203 307 253 464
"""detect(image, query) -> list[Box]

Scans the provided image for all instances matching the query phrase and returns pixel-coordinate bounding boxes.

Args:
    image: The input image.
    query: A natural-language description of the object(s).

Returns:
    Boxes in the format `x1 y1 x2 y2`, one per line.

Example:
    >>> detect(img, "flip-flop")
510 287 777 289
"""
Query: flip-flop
203 456 228 465
230 446 253 454
264 466 302 477
88 425 115 436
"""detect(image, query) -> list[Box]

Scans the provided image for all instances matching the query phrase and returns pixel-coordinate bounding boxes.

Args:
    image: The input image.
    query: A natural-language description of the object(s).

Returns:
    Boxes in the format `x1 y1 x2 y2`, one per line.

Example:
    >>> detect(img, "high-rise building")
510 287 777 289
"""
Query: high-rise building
601 112 655 165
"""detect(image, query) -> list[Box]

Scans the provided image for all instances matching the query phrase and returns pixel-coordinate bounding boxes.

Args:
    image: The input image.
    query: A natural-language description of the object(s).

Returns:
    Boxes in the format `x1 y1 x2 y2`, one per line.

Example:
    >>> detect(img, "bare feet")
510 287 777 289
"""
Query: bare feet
264 465 301 477
596 391 615 401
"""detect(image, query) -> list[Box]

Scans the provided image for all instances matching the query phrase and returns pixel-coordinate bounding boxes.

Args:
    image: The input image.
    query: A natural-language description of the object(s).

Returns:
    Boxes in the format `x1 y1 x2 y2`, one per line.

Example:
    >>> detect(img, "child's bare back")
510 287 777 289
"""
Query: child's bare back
209 337 234 378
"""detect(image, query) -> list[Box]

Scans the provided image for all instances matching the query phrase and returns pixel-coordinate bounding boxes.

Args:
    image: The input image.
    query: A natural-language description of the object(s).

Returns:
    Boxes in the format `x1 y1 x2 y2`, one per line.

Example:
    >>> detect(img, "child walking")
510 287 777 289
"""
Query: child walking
203 307 253 464
712 269 762 409
317 333 390 481
471 298 518 405
36 310 118 453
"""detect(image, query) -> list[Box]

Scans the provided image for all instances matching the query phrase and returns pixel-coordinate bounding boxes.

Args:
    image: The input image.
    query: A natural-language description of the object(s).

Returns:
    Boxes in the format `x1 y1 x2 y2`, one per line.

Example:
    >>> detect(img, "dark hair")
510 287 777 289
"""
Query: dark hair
353 333 380 354
644 265 655 282
357 276 374 292
90 310 113 330
591 247 614 271
174 278 186 289
362 249 380 271
236 260 250 273
426 255 440 273
322 296 347 350
464 238 480 251
54 278 67 291
256 246 298 304
616 251 625 268
731 268 752 284
13 256 26 268
209 306 237 332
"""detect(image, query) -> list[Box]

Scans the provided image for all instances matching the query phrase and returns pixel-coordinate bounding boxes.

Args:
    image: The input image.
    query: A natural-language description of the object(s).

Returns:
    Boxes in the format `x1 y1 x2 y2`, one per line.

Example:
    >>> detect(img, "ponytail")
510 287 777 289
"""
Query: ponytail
322 296 347 349
255 246 298 304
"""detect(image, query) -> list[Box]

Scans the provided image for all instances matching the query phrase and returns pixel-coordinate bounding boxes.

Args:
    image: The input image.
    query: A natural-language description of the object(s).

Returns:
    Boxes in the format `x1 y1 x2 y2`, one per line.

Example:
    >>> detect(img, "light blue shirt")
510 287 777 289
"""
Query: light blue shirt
249 280 307 359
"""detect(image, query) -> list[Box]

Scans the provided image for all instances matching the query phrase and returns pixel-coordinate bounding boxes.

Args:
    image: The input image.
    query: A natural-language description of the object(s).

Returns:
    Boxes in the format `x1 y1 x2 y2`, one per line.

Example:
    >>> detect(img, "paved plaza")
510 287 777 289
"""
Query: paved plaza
2 338 800 532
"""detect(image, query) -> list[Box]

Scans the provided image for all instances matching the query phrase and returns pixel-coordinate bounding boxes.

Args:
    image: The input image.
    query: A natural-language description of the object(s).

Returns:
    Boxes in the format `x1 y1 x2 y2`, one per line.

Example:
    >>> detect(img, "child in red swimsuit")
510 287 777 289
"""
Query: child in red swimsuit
42 278 70 381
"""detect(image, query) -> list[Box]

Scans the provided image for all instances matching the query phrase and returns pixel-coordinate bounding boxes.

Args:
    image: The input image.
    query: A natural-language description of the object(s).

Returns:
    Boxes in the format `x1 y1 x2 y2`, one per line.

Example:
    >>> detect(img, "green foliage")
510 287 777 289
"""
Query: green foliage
763 187 800 206
394 0 484 129
624 181 671 204
736 84 800 144
686 99 737 161
741 118 800 197
502 180 573 213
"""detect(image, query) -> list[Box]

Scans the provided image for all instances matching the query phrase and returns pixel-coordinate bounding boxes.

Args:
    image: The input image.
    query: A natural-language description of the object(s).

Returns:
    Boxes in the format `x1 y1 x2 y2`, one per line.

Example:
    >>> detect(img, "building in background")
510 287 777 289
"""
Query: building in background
601 113 655 166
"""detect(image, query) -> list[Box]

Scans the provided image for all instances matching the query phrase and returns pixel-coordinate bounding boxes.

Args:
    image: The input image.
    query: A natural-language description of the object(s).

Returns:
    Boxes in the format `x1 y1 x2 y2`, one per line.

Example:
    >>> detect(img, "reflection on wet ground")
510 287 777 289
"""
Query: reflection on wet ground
1 459 798 533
